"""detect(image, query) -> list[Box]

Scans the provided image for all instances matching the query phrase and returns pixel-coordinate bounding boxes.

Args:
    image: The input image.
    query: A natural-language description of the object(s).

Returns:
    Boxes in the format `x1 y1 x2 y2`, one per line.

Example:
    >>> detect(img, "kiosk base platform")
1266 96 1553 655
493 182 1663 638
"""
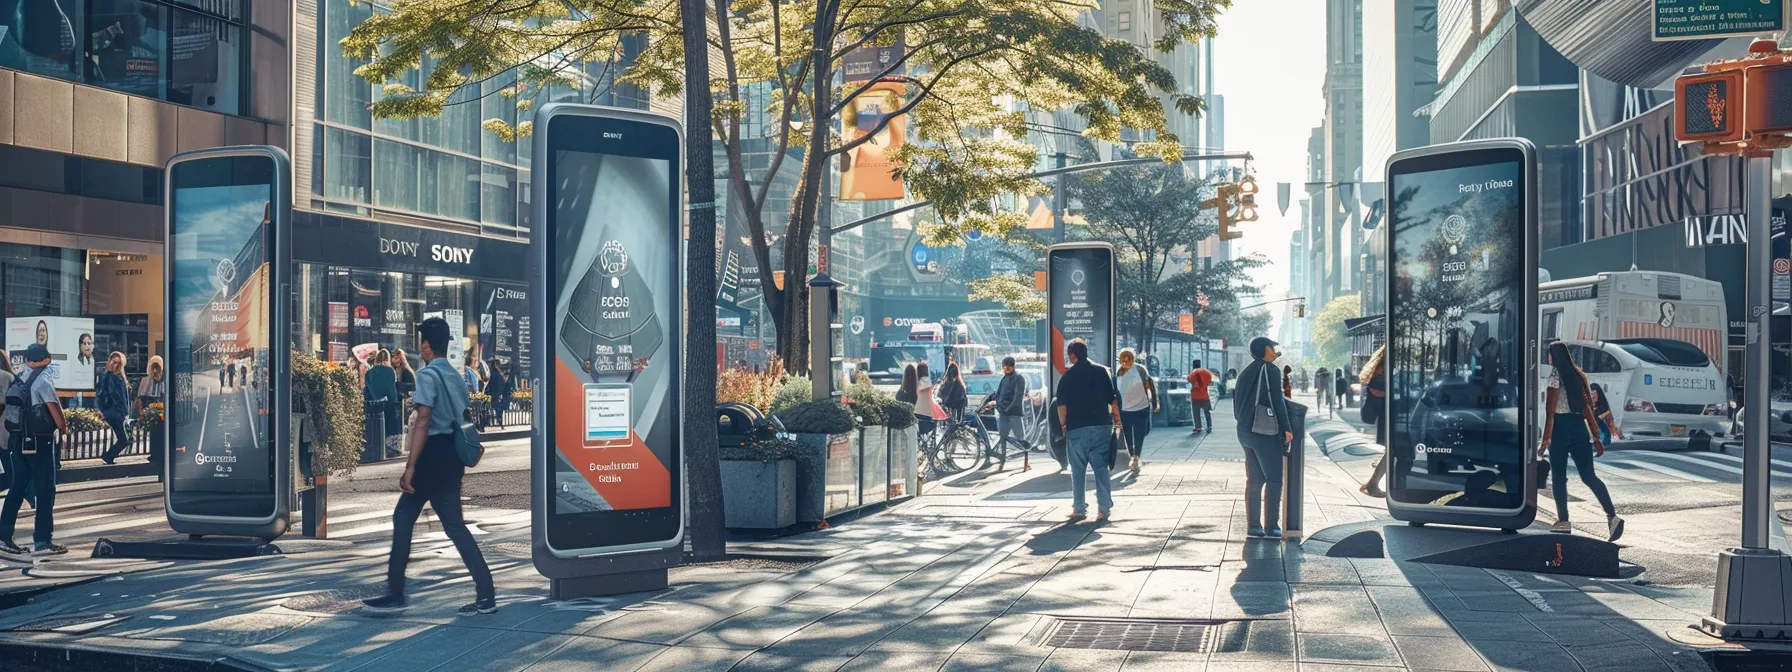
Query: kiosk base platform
1303 521 1623 578
551 569 669 600
92 536 280 561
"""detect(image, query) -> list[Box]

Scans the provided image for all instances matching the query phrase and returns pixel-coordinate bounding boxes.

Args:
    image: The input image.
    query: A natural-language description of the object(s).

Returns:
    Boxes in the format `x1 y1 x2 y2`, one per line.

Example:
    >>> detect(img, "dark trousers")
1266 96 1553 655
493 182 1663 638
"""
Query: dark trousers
99 415 128 462
1120 409 1151 456
1242 439 1284 530
1191 399 1213 430
0 434 57 546
1549 414 1615 521
385 434 493 600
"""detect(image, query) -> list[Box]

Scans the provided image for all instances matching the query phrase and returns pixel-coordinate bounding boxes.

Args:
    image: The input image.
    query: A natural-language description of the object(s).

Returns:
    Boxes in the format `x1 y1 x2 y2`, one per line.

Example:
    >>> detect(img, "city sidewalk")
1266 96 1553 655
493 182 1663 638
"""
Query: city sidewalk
0 403 1737 671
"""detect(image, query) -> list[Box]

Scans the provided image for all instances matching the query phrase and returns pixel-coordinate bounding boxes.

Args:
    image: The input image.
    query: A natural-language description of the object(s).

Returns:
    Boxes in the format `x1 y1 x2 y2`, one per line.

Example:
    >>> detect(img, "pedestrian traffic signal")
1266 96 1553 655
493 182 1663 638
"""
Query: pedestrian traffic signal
1675 70 1744 144
1745 59 1792 136
1294 302 1306 318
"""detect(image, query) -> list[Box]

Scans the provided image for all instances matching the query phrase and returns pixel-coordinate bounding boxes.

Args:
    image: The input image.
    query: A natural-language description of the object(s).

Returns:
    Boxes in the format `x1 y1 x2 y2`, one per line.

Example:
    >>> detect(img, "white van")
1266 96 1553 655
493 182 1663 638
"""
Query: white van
1548 339 1729 441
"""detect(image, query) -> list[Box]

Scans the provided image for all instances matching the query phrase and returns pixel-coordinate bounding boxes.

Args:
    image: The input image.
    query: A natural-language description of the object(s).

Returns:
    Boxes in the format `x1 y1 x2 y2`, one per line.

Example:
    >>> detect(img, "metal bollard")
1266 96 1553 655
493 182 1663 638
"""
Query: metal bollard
1282 400 1309 537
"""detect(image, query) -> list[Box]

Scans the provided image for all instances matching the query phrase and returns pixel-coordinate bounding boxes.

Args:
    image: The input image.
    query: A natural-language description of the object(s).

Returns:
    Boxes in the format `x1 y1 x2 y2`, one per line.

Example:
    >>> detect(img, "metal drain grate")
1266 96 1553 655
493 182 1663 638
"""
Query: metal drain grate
1041 617 1218 653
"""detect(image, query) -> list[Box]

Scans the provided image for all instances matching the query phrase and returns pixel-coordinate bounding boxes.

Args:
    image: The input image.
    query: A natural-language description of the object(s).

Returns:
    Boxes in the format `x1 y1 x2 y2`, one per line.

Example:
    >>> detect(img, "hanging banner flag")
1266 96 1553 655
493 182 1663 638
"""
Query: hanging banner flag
840 80 907 201
1178 313 1195 333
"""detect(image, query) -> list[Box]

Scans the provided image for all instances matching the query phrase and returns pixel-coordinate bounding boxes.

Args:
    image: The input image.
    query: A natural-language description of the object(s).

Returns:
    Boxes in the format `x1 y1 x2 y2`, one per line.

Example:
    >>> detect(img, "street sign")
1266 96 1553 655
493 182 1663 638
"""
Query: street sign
1654 0 1783 41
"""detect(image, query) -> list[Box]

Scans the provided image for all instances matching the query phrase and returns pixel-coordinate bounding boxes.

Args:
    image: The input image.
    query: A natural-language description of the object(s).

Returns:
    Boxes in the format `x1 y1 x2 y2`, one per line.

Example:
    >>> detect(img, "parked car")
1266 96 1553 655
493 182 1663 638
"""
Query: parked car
1730 399 1792 443
1546 338 1728 443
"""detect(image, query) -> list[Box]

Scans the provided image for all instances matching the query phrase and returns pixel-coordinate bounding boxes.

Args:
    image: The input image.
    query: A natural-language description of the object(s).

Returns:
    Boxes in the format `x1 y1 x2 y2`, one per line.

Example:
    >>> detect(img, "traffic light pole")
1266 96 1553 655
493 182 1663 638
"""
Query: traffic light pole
1704 152 1792 640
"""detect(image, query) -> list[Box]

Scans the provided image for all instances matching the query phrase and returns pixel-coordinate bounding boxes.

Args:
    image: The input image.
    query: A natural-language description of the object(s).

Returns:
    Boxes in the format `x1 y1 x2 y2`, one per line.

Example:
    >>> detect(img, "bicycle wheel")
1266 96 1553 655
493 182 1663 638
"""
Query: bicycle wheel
941 428 980 473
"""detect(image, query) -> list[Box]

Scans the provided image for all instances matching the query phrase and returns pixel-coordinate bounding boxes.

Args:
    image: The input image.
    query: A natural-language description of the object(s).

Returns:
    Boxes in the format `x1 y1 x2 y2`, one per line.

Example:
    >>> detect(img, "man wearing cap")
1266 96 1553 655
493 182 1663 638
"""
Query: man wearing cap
1232 337 1293 539
0 344 68 556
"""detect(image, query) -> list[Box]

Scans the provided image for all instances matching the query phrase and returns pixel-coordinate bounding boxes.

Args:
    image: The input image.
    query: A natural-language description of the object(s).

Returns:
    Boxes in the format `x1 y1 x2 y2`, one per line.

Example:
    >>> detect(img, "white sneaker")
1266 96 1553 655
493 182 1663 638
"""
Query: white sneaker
1550 520 1573 534
1129 455 1141 475
1607 515 1625 542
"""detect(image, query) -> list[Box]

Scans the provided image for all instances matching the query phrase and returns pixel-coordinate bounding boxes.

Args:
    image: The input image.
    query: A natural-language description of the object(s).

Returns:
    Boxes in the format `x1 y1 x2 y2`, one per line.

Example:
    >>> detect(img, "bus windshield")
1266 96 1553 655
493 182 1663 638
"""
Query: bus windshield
870 346 930 375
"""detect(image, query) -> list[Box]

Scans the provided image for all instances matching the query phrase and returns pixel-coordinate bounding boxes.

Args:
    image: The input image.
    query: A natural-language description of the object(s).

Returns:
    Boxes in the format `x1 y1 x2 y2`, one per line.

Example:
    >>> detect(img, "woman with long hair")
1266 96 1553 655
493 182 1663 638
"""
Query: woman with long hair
77 333 93 367
98 352 131 464
137 356 167 473
1541 342 1622 540
896 364 919 404
1357 346 1390 497
938 363 968 422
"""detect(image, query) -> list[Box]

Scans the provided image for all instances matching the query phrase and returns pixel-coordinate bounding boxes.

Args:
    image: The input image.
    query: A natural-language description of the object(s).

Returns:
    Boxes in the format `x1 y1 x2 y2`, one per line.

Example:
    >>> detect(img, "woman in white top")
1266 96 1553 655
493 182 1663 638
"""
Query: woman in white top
915 361 946 425
1115 348 1158 476
1538 342 1622 541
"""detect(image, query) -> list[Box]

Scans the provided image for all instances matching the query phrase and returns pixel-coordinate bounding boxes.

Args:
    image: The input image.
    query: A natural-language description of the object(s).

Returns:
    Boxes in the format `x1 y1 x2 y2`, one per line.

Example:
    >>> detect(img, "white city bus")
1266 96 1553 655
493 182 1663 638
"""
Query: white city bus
1538 270 1728 375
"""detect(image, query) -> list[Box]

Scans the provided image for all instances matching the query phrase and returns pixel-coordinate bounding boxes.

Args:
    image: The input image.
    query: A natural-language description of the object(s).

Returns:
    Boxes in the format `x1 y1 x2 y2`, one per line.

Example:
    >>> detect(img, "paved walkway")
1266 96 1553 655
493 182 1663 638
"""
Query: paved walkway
0 402 1730 671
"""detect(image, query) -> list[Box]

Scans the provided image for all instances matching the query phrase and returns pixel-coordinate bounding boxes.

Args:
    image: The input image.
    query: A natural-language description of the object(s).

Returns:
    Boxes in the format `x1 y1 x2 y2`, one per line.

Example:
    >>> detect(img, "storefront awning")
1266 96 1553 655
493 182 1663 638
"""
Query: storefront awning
1514 0 1726 88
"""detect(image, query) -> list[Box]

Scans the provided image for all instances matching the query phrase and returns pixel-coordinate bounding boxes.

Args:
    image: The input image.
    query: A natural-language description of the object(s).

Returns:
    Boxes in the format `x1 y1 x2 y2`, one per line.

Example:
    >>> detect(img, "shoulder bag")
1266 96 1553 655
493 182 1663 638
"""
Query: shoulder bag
1361 377 1385 425
1250 365 1280 436
422 366 484 468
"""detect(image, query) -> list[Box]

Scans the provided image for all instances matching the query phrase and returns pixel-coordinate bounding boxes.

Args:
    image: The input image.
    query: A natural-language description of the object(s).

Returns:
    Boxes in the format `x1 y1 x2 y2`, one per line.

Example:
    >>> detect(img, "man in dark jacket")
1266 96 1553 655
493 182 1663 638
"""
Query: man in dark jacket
981 357 1027 471
1054 340 1120 523
1233 337 1293 539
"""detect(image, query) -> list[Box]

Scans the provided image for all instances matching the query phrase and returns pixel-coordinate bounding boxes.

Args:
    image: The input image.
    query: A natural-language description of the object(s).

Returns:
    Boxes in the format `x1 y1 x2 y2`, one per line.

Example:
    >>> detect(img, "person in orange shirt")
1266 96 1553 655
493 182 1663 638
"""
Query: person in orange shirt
1187 360 1214 433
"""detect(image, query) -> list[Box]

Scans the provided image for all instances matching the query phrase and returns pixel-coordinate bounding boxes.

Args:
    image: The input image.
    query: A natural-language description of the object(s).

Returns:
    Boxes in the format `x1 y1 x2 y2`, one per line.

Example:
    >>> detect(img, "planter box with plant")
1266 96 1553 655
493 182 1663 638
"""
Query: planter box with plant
774 399 856 521
882 400 918 499
720 437 803 529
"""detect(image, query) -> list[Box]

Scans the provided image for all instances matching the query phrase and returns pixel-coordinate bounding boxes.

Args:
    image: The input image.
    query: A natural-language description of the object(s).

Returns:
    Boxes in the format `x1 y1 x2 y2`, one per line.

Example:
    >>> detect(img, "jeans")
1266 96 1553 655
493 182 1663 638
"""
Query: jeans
1191 399 1213 431
385 434 494 600
0 433 57 546
1550 414 1615 521
1120 409 1151 456
1242 439 1284 530
99 414 128 462
995 415 1024 466
1066 425 1114 515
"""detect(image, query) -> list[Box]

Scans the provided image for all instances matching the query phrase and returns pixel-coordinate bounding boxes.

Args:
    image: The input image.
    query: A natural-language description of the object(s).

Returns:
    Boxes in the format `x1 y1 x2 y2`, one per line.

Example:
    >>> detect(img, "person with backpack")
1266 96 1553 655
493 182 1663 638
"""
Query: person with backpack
362 317 494 615
97 352 131 464
0 344 69 556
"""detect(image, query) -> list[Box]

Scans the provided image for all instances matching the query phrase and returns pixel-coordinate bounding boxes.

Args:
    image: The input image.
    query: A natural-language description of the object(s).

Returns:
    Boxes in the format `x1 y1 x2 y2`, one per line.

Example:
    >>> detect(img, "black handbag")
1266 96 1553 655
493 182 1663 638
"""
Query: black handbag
1109 425 1123 470
1361 394 1384 425
1533 458 1550 490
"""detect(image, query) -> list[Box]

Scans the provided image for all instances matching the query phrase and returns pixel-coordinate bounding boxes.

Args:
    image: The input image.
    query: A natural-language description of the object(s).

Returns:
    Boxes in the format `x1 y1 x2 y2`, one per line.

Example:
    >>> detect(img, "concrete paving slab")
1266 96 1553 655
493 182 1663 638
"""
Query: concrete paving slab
521 638 667 672
1300 632 1404 666
1391 634 1491 672
1037 647 1129 672
835 649 950 671
1292 585 1386 636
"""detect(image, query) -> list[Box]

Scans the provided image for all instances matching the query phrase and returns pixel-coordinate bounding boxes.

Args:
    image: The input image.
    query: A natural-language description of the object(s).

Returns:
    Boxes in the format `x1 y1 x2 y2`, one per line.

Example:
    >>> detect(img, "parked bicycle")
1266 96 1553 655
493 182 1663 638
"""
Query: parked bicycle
917 411 983 477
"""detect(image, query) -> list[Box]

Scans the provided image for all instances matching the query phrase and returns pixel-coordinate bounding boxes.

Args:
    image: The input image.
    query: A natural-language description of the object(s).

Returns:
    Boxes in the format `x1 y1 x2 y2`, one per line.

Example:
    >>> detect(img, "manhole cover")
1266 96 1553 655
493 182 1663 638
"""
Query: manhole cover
281 585 391 615
8 614 128 634
1041 617 1218 653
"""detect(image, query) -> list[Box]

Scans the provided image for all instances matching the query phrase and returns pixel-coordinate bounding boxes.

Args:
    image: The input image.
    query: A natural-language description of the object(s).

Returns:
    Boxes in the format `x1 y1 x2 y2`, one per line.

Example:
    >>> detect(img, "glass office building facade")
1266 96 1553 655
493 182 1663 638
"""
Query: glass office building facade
0 0 249 116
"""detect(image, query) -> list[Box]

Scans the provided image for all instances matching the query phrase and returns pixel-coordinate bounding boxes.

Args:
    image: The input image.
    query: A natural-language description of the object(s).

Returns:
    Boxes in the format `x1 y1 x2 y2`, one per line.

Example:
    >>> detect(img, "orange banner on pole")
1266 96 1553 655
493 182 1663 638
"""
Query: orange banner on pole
840 81 906 201
1178 313 1194 333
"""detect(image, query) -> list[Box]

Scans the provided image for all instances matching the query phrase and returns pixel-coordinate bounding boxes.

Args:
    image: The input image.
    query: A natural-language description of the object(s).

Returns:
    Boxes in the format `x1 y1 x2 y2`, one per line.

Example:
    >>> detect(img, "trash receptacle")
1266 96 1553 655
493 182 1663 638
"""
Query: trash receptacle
1162 389 1192 427
361 400 388 463
1282 400 1308 536
717 401 772 448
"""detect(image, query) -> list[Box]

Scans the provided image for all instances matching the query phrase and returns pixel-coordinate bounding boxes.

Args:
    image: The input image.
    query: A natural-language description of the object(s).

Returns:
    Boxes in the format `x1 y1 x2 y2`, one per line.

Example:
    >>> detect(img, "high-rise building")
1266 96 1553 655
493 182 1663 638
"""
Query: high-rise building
285 0 662 387
1318 0 1363 308
0 0 290 382
1360 0 1438 316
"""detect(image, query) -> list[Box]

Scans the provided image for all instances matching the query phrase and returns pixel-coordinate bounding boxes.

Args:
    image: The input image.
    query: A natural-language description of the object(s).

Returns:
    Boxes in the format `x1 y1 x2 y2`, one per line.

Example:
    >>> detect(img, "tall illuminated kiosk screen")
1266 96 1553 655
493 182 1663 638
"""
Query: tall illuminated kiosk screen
1383 138 1538 531
531 104 684 596
1046 242 1116 466
163 147 291 539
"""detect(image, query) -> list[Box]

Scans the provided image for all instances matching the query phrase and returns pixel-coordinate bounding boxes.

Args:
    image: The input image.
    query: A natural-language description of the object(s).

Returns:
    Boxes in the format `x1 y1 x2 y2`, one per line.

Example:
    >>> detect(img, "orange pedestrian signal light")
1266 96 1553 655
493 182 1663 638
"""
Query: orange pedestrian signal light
1675 70 1744 144
1745 62 1792 136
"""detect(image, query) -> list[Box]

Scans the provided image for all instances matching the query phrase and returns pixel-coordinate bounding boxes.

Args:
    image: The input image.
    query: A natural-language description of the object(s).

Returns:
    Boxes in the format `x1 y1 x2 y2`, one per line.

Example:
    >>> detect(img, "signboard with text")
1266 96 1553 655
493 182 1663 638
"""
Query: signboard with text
1045 242 1115 466
1654 0 1783 41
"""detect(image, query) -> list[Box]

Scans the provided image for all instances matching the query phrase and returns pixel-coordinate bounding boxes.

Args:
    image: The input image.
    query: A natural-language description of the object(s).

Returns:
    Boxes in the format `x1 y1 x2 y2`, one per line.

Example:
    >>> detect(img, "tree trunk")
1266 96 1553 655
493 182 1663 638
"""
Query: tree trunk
680 0 726 562
777 4 837 375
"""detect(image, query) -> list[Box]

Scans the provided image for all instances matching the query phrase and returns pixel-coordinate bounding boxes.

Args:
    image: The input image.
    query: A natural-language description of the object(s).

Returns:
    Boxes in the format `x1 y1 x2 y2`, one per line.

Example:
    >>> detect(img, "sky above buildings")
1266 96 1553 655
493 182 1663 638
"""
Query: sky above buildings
1213 0 1326 334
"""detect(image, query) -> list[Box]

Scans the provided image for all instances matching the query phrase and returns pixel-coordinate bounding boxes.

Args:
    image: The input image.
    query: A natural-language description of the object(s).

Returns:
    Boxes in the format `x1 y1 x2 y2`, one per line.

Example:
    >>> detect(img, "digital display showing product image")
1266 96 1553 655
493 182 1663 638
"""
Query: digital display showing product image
1048 245 1114 376
1387 153 1528 511
167 156 277 518
541 109 683 554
